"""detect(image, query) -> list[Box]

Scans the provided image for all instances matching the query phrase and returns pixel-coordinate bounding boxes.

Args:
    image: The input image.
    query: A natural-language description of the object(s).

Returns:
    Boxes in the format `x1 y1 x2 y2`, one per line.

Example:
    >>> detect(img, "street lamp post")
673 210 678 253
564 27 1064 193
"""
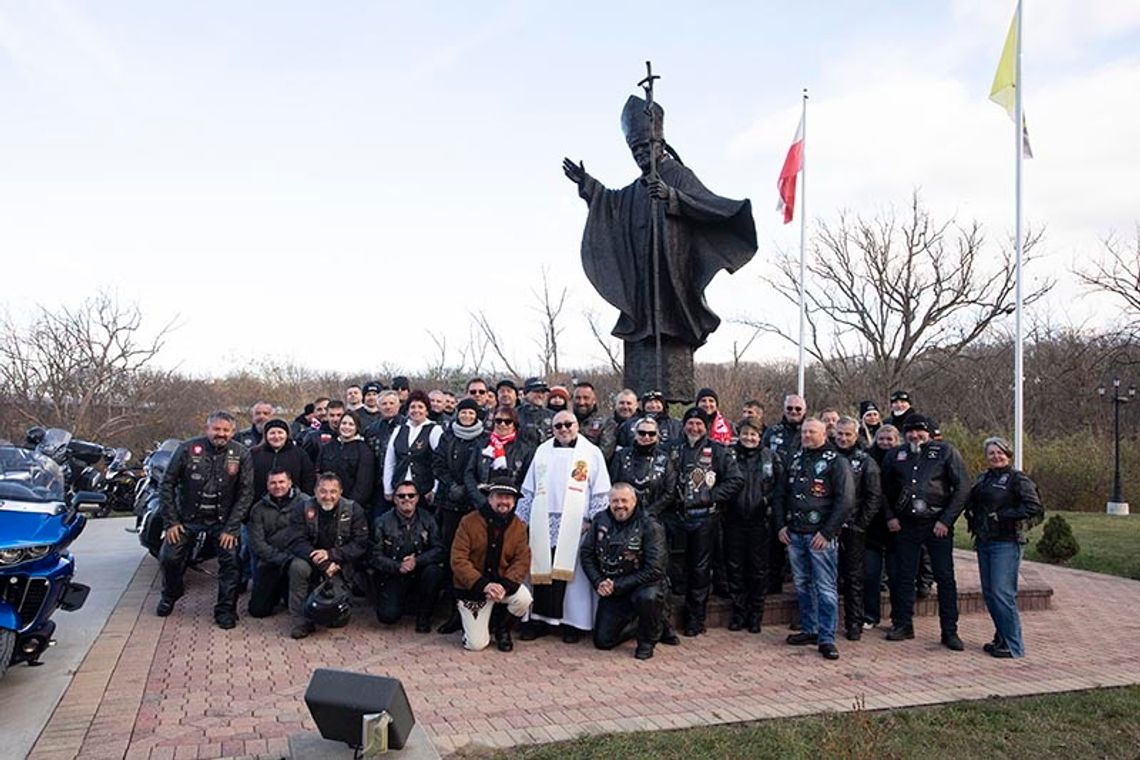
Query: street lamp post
1098 377 1136 516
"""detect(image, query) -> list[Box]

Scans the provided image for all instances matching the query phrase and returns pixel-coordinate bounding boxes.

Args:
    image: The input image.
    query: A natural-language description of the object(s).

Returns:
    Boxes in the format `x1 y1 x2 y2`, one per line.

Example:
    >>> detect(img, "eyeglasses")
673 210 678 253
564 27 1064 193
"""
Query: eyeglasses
469 389 488 396
786 406 804 412
553 421 575 430
635 430 658 437
394 493 417 501
493 418 515 425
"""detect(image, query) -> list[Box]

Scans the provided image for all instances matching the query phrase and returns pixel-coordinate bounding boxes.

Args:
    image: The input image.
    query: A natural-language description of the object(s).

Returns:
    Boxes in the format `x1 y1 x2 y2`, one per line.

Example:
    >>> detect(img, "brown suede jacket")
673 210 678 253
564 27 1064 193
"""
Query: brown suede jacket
450 508 531 601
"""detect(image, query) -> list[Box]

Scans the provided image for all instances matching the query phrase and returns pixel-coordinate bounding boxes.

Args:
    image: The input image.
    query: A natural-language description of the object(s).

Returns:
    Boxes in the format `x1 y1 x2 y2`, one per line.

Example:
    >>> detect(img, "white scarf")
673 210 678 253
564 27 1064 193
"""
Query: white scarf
528 437 591 584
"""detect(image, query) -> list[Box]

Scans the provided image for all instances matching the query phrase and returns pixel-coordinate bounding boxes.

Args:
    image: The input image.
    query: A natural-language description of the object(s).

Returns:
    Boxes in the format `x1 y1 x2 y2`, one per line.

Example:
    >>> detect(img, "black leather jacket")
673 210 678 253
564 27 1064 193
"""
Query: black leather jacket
776 442 854 539
609 444 678 518
248 489 306 565
159 436 253 535
576 406 617 461
432 429 482 513
580 508 667 595
762 418 802 464
234 426 263 450
370 508 444 576
288 496 370 571
726 443 784 522
836 444 883 531
517 403 554 447
464 435 535 512
675 435 744 515
965 467 1044 543
881 441 969 527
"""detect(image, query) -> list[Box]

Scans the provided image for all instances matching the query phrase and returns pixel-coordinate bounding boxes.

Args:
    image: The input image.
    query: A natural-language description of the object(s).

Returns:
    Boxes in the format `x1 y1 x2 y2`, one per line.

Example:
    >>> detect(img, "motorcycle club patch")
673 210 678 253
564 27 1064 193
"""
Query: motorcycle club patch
813 460 828 475
896 450 907 461
704 470 717 487
806 510 822 524
851 459 863 474
700 447 713 467
689 468 705 490
305 504 317 521
809 480 827 498
191 444 203 456
226 460 239 476
927 448 939 459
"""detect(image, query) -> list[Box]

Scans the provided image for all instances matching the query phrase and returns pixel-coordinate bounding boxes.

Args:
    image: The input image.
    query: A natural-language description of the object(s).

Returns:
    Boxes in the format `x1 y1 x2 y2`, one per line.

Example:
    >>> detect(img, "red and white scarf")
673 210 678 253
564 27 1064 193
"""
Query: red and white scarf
710 412 733 445
483 429 517 470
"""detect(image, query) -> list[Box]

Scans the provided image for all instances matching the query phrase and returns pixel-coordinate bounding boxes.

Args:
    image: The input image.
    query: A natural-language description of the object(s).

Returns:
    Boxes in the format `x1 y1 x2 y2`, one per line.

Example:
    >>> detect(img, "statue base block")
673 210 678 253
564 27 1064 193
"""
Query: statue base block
623 337 694 403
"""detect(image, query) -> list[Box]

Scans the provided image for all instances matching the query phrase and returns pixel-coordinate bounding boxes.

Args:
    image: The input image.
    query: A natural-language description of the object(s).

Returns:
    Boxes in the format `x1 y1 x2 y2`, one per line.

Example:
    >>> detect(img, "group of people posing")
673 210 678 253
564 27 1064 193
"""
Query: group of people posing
154 377 1044 662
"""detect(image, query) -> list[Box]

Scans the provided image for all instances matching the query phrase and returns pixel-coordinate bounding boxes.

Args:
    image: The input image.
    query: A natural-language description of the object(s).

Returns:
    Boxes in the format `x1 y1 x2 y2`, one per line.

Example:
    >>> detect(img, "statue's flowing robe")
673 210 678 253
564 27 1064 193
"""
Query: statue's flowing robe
578 159 758 348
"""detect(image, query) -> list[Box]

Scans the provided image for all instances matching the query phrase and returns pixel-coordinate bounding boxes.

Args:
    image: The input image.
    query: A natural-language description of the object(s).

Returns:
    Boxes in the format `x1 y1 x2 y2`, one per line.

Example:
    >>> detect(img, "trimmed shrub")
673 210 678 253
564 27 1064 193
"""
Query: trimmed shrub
1036 515 1080 563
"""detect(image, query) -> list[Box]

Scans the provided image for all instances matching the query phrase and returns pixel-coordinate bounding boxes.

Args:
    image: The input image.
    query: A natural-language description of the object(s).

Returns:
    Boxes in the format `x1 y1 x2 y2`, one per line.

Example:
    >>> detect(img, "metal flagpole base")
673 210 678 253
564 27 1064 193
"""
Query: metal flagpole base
1106 501 1130 516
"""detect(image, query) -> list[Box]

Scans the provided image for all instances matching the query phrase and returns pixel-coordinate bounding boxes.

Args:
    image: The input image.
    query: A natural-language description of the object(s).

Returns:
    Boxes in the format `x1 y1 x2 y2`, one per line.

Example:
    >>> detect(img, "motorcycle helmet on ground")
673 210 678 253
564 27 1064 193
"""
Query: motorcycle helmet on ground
304 576 352 627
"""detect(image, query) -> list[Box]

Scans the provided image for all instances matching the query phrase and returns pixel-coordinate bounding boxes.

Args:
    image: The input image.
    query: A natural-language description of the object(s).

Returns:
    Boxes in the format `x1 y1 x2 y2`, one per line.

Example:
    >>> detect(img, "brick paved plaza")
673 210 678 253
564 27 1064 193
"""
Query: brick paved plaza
26 551 1140 759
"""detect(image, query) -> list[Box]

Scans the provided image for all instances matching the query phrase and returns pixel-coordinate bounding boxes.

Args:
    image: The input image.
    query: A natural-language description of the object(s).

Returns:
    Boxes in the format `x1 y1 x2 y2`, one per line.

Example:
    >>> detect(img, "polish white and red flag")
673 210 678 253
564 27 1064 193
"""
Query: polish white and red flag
776 114 804 224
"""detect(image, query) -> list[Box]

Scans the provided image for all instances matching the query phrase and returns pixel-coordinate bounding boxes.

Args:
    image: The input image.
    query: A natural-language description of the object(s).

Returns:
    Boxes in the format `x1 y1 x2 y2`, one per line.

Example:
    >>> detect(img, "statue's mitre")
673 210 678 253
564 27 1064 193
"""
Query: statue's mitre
621 95 665 147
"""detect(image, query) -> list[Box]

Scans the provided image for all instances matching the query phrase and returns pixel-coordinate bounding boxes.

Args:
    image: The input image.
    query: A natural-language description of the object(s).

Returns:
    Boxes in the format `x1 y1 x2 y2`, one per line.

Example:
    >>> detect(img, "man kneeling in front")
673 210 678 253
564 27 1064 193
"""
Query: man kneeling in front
450 474 533 651
580 483 668 660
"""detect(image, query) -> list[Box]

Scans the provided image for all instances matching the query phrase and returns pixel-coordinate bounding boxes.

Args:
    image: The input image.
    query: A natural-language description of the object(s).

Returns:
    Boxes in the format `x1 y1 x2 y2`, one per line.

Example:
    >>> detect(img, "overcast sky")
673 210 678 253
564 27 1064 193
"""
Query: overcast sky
1 1 1137 380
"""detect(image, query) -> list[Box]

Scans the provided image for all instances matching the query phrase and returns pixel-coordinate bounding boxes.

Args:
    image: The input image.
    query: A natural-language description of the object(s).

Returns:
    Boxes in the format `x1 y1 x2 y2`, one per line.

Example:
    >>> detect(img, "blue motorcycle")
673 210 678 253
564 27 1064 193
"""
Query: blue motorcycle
0 443 97 679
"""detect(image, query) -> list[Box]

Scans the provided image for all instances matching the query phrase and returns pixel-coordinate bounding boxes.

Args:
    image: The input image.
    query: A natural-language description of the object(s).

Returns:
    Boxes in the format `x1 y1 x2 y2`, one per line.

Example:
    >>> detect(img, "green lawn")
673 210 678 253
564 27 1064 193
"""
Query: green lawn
467 687 1140 760
953 510 1140 580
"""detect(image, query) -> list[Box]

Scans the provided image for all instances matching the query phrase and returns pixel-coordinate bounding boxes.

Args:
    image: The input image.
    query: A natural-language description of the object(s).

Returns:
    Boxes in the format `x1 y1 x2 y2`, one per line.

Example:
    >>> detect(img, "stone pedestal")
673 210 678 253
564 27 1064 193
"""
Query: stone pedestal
623 337 694 403
1106 501 1130 516
289 725 440 759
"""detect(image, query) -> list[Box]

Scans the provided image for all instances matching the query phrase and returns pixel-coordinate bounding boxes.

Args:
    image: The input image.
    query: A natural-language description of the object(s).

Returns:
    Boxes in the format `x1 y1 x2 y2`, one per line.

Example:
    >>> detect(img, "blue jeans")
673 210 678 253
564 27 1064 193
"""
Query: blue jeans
976 539 1025 657
787 531 839 645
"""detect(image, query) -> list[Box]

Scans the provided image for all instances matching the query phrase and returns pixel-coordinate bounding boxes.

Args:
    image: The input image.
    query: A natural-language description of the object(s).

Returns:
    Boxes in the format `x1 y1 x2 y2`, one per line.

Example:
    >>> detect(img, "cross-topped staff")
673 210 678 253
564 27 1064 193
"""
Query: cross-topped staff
638 60 664 393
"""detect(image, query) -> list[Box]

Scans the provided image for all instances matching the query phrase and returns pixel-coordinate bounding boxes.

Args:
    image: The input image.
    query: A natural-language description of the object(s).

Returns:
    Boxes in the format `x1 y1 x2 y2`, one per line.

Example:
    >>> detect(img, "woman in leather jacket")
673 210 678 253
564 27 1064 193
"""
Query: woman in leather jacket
964 436 1044 659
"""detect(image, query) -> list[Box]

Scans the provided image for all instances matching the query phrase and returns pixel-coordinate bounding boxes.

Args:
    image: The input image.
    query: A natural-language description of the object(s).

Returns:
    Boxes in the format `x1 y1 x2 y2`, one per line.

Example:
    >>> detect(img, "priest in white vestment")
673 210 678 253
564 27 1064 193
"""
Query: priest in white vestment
516 409 611 641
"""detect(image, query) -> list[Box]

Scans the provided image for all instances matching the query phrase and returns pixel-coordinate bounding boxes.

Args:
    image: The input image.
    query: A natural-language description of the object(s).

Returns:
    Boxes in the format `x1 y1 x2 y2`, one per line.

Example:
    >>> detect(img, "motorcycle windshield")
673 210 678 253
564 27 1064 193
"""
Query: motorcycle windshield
110 447 132 469
38 428 73 461
0 446 67 506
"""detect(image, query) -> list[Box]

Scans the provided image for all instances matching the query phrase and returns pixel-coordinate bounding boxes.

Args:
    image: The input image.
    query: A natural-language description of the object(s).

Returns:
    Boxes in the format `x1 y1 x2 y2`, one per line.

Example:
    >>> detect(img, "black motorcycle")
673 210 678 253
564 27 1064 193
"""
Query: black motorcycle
103 447 144 514
35 429 113 517
135 440 217 568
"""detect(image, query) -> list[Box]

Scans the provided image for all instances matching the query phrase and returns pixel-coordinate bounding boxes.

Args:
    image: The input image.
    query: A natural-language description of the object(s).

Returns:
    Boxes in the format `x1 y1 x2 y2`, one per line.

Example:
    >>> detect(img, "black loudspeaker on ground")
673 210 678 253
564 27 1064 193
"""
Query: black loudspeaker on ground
304 668 416 750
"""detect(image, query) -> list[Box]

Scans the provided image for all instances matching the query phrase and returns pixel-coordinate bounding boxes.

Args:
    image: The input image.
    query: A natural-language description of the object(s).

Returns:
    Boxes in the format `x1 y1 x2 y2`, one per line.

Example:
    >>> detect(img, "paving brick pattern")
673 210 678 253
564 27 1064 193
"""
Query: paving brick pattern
28 551 1140 759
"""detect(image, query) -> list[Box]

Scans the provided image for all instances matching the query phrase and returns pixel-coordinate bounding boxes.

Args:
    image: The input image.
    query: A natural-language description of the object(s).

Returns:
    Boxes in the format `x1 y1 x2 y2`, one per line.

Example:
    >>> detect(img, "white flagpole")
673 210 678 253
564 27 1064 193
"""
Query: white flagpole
797 88 808 398
1013 0 1025 469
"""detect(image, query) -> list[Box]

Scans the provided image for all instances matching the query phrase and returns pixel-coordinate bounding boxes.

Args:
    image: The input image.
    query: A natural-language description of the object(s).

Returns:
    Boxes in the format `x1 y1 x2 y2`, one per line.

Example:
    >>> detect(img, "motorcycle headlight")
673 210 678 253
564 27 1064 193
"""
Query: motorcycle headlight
24 545 52 560
0 548 27 565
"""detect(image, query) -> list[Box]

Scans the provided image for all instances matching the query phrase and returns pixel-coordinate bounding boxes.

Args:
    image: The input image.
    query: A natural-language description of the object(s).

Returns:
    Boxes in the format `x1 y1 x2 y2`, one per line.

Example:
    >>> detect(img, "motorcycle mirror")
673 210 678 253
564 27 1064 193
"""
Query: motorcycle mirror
71 490 108 514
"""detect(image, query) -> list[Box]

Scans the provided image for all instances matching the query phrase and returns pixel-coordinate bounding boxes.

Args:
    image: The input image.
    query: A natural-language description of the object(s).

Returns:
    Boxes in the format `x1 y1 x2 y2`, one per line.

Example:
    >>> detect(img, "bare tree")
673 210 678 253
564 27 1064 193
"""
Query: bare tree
585 310 622 374
737 192 1053 396
471 310 522 378
531 266 568 375
0 292 176 439
1075 226 1140 333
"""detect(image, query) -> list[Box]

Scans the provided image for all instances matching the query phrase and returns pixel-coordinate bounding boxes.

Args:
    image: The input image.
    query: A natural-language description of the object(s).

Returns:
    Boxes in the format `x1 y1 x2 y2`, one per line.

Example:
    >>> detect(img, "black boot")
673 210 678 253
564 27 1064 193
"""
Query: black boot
747 613 763 634
437 609 462 634
495 613 519 652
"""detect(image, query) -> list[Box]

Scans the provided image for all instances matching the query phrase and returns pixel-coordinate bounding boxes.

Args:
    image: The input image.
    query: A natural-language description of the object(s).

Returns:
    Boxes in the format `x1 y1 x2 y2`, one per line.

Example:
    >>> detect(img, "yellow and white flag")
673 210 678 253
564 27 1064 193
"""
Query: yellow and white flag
990 6 1034 158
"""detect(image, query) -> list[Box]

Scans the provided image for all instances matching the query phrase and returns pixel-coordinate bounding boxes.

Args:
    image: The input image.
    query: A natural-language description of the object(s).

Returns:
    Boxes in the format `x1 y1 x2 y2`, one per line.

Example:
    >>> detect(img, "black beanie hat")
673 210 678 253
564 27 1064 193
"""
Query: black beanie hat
858 400 880 417
682 407 711 426
456 398 480 414
695 387 719 404
264 418 290 436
